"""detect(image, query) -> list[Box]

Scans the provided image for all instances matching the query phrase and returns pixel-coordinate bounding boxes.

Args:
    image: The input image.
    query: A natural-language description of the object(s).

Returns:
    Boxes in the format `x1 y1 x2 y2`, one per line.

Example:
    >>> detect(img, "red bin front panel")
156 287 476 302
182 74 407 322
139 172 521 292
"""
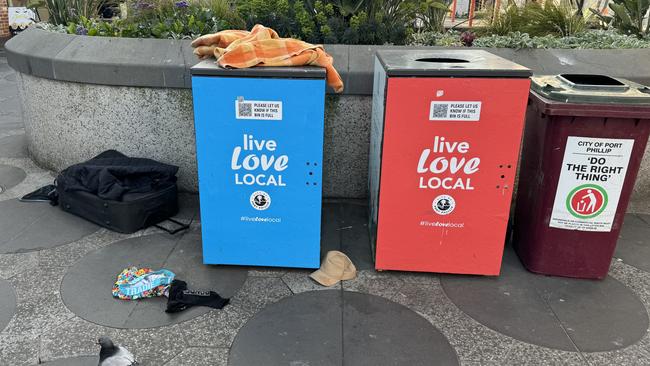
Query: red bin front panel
375 77 530 275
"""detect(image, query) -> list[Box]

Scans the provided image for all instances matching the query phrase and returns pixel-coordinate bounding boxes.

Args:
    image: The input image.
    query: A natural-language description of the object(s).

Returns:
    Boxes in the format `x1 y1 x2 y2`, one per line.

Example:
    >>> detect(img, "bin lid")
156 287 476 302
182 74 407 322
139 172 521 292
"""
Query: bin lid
190 60 326 79
531 74 650 105
376 50 531 78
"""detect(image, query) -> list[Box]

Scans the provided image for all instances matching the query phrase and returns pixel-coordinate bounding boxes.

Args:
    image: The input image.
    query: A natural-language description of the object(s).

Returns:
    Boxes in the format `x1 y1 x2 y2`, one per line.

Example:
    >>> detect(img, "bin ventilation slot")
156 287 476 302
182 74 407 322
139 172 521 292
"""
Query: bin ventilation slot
415 58 470 63
560 74 624 86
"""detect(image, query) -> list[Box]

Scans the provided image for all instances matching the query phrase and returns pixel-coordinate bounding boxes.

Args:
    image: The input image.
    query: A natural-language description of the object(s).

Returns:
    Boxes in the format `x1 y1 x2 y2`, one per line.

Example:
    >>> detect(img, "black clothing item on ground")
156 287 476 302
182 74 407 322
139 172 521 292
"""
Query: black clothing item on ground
166 280 230 313
58 150 179 201
20 184 58 205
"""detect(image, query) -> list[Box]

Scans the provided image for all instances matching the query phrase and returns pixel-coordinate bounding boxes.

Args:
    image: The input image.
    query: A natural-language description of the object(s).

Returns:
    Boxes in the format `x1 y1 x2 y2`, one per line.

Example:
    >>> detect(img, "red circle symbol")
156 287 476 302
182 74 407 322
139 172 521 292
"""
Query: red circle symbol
569 187 605 217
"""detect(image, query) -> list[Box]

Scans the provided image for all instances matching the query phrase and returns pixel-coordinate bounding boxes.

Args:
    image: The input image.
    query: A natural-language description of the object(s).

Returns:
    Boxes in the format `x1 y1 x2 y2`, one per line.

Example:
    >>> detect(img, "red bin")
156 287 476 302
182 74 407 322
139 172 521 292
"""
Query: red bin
369 50 531 275
514 74 650 279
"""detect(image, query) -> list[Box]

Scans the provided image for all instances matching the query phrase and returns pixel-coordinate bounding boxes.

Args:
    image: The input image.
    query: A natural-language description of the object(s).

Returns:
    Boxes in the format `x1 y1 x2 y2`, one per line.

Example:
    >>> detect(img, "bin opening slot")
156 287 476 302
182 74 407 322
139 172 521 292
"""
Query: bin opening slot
415 57 470 63
559 74 624 86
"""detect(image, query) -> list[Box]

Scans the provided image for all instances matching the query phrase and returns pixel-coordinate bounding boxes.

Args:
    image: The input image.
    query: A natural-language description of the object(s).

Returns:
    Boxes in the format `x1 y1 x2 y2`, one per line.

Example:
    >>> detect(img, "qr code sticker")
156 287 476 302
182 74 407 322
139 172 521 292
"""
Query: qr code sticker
238 101 253 117
431 103 449 118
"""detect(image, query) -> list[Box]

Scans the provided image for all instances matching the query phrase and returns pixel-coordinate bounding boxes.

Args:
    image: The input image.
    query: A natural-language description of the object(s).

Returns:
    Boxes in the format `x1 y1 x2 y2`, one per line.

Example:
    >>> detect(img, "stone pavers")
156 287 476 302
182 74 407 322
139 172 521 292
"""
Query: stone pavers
615 214 650 272
0 278 16 332
41 355 97 365
0 133 27 158
229 290 458 366
0 163 25 193
441 247 648 352
0 199 100 254
61 231 248 328
2 53 650 366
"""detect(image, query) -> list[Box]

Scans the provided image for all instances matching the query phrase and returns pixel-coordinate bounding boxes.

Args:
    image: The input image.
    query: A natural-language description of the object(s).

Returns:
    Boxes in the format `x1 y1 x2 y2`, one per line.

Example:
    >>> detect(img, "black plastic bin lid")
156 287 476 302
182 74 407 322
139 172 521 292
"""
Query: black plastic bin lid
531 74 650 104
191 60 326 79
376 50 531 78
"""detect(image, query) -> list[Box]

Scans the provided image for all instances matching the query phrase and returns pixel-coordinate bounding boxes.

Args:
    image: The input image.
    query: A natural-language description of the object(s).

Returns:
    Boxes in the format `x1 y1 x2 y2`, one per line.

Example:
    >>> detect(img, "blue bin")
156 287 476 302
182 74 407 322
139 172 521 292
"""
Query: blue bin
191 61 325 268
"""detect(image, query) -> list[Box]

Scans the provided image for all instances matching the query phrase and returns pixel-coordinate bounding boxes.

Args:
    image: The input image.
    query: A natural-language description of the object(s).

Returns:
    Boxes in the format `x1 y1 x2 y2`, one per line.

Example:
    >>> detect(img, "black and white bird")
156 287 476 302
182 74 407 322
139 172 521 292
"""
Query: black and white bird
97 337 139 366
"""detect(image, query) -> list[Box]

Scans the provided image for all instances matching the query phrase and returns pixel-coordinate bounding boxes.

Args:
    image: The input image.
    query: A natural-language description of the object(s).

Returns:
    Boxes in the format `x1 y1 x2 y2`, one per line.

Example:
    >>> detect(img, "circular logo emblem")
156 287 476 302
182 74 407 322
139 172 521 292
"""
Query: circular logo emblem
566 184 608 219
250 191 271 211
433 195 455 215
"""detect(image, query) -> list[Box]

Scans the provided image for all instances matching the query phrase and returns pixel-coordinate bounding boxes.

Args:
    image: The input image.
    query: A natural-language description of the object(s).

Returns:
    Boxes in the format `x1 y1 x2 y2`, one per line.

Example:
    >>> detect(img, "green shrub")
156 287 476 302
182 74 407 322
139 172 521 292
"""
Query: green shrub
116 0 241 38
410 30 462 46
486 1 586 37
472 30 650 48
484 2 528 36
234 0 416 44
415 0 452 33
408 29 650 48
524 1 586 37
56 0 244 38
236 0 296 37
590 0 649 38
36 0 650 47
44 0 102 25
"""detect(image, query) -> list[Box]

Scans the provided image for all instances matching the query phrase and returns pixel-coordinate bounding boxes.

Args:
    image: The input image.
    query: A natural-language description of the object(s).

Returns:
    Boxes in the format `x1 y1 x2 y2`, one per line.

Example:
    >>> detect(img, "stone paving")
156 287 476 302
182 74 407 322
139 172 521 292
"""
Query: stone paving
2 51 650 365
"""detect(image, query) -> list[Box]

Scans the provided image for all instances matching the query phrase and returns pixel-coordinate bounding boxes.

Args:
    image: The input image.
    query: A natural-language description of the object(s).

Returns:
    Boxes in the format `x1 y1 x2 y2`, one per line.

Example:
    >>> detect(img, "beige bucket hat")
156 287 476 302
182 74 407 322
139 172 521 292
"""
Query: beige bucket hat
310 250 357 287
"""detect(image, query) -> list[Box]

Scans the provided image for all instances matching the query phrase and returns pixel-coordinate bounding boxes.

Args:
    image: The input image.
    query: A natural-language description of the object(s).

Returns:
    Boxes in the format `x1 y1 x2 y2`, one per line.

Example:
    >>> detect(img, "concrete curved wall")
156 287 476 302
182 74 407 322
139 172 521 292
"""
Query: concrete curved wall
6 28 650 209
17 73 199 190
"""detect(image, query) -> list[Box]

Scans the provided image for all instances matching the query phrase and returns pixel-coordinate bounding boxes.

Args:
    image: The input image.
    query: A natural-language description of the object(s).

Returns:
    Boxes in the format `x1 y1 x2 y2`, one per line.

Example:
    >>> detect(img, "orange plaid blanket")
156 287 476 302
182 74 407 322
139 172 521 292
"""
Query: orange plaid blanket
192 24 344 93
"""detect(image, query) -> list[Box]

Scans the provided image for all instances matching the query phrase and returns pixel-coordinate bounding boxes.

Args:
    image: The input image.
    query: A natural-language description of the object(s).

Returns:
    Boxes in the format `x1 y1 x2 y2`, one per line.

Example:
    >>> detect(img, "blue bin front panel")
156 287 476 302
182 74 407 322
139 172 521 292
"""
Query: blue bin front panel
192 76 324 268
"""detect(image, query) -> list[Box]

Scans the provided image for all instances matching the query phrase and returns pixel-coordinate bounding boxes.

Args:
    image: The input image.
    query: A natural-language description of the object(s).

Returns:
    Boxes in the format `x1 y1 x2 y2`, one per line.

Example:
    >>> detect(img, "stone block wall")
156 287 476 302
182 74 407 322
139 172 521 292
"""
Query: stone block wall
0 0 9 38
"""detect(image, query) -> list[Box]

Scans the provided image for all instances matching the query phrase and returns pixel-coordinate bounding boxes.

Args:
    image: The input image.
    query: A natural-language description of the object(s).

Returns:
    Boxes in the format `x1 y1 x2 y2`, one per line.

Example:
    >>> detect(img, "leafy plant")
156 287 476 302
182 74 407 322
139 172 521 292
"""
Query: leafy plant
333 0 364 17
191 0 246 28
590 0 649 38
471 29 650 48
44 0 102 25
525 1 586 37
235 0 296 36
44 0 75 25
408 29 650 49
485 2 527 36
65 15 121 35
416 0 451 33
234 0 417 44
58 0 241 38
409 30 462 46
486 1 586 37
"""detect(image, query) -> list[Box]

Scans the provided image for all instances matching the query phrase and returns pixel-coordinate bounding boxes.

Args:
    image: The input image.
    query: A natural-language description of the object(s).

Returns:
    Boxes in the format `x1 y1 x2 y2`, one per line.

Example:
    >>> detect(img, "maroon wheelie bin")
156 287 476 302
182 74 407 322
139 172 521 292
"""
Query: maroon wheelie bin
514 74 650 279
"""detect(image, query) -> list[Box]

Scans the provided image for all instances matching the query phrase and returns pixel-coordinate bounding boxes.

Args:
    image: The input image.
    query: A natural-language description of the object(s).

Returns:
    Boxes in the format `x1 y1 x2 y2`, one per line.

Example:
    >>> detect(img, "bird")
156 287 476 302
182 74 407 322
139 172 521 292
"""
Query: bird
97 337 139 366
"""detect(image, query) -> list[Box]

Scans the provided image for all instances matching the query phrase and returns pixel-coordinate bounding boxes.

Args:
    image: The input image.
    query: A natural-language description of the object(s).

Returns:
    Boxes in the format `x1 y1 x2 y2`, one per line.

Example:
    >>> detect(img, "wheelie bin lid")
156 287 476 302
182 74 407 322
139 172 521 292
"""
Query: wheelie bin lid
376 50 531 78
191 60 326 79
531 74 650 105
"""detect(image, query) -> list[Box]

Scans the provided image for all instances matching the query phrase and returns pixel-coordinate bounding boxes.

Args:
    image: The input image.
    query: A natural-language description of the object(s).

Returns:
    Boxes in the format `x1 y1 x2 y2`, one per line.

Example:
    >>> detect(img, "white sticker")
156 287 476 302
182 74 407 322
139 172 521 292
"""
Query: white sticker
429 101 481 121
549 136 634 232
235 99 282 120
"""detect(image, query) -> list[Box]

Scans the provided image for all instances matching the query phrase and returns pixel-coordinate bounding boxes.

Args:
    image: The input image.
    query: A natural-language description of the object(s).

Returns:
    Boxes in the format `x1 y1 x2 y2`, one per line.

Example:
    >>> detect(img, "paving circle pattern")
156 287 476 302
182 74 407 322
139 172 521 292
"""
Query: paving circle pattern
0 164 26 193
43 356 98 365
61 230 248 329
441 247 648 352
0 134 27 158
0 199 99 254
0 278 17 332
229 290 458 366
614 214 650 272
